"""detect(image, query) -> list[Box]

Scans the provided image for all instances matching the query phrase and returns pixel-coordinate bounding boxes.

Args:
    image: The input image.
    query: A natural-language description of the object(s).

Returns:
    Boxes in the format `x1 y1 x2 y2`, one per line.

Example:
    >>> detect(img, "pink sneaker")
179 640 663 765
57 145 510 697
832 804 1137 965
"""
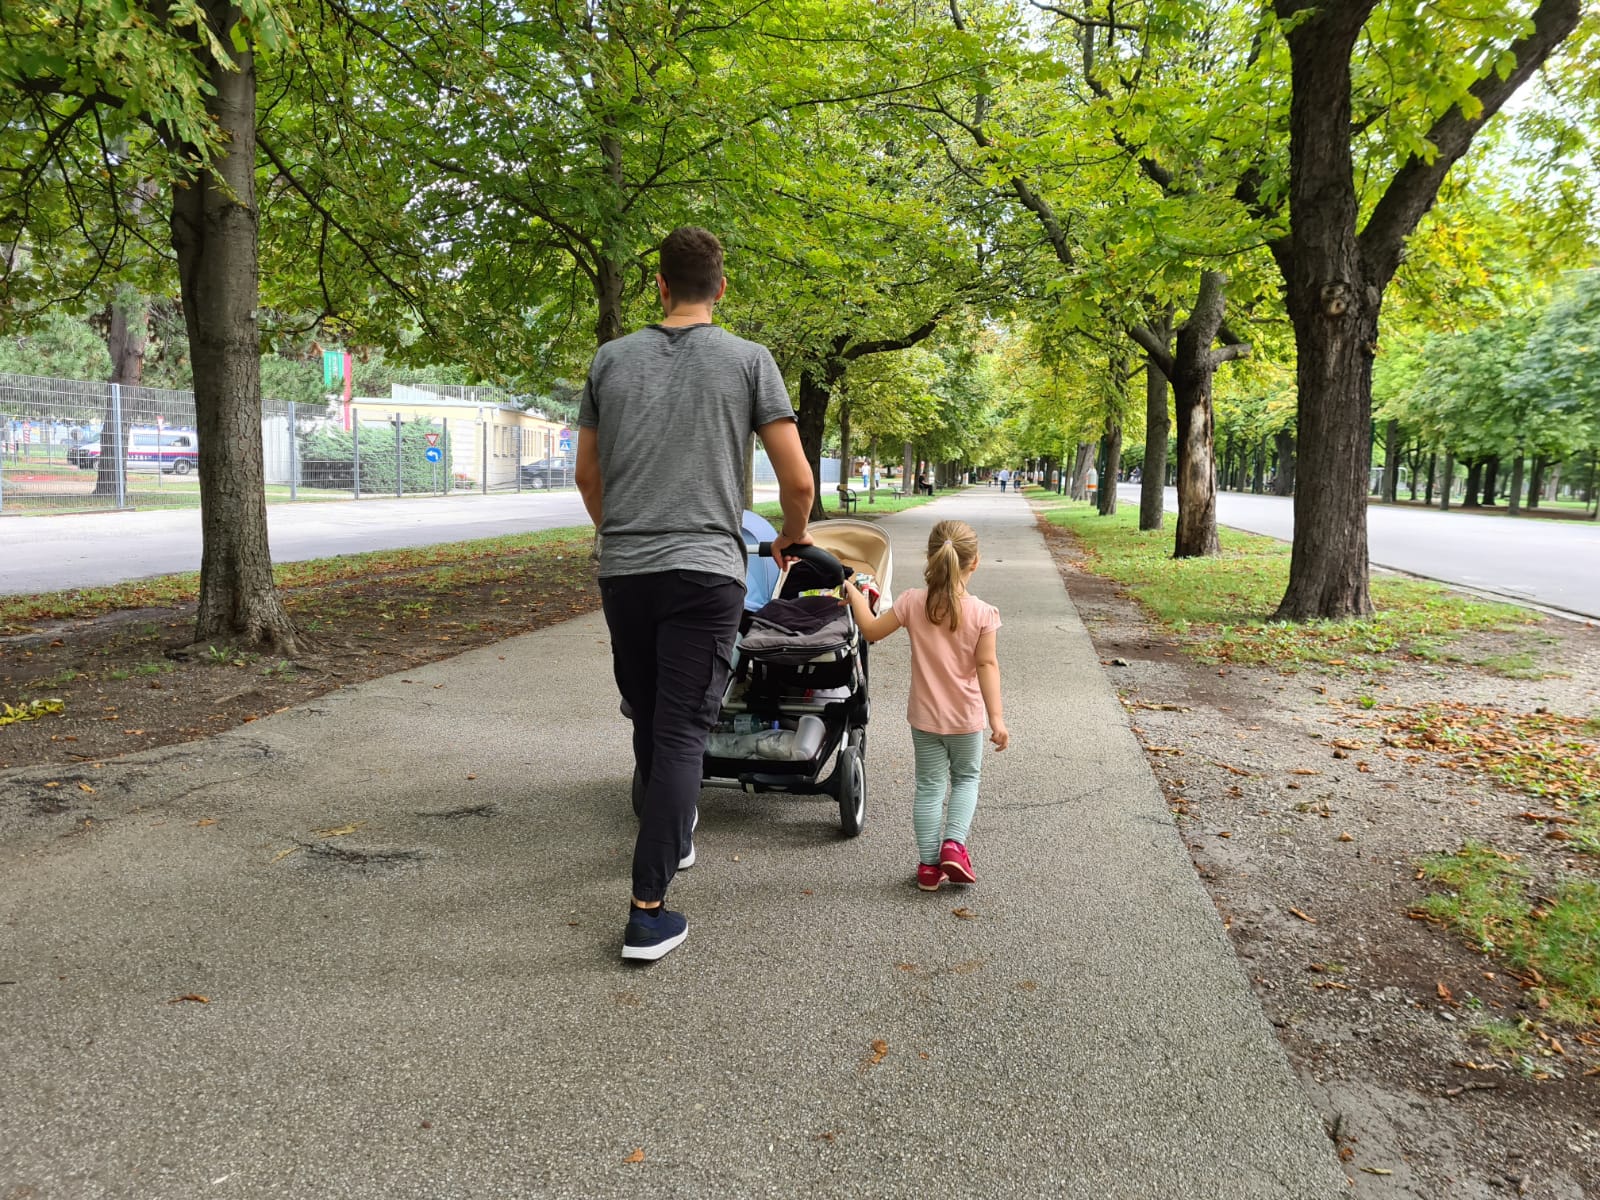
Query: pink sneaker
916 862 944 891
940 840 976 885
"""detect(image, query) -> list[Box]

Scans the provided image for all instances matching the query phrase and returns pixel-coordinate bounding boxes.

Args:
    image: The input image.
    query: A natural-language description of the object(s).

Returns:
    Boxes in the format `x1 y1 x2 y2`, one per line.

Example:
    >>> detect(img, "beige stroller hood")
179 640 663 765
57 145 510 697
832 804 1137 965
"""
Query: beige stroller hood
805 519 894 604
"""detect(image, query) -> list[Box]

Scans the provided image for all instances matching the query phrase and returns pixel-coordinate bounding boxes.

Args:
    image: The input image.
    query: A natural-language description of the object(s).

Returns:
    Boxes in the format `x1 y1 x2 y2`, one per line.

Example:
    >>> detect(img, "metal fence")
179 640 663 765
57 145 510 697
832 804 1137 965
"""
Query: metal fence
0 371 575 515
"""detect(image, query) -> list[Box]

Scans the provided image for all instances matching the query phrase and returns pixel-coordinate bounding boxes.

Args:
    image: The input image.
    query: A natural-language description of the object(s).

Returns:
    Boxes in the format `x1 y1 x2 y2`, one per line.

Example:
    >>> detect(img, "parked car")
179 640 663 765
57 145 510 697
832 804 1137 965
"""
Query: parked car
519 455 576 489
70 426 200 475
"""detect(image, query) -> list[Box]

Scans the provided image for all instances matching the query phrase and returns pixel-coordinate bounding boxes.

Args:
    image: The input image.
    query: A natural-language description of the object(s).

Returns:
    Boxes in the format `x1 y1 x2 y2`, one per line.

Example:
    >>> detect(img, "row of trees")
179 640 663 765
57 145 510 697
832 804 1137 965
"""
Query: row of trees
3 0 1597 650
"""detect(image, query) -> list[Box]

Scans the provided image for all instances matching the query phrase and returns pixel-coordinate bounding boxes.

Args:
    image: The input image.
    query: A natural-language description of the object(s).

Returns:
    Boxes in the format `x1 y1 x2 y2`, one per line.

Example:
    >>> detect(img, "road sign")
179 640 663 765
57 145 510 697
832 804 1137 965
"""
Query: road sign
425 432 440 447
558 426 573 452
425 447 443 464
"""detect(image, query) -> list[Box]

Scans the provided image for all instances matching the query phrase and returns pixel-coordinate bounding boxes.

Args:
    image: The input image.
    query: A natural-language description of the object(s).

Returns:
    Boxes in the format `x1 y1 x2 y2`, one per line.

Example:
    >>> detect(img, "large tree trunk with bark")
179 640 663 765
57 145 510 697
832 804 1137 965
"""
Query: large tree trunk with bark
1482 455 1500 506
1507 454 1525 515
171 2 295 653
1463 459 1483 508
1270 0 1579 619
1527 456 1544 509
1441 453 1454 510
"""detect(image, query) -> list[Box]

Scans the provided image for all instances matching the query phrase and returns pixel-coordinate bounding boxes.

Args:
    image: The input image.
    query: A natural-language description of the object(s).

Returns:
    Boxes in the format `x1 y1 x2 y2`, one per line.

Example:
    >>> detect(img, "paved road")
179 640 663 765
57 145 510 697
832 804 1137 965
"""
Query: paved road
0 492 595 595
1119 484 1600 620
0 488 1347 1198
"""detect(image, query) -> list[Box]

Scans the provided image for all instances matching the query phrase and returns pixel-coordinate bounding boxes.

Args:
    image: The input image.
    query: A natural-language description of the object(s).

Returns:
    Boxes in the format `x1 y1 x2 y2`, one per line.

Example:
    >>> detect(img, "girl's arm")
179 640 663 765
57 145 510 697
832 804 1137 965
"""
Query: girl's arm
842 577 902 643
975 629 1009 750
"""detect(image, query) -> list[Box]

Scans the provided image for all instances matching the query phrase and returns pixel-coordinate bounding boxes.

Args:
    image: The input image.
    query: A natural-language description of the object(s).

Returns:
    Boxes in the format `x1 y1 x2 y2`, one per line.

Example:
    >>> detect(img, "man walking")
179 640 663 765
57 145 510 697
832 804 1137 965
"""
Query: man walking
576 227 815 962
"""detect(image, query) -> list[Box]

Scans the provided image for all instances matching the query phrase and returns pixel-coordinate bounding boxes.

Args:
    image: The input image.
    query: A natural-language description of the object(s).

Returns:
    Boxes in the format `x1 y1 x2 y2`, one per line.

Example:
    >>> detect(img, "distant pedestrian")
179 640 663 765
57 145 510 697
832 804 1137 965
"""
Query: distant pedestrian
841 519 1008 892
998 468 1009 493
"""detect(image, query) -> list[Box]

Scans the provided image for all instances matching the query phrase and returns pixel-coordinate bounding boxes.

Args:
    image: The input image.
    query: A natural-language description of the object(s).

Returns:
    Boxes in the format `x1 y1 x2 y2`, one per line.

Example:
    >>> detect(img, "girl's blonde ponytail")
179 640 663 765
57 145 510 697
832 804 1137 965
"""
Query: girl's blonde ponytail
923 520 979 632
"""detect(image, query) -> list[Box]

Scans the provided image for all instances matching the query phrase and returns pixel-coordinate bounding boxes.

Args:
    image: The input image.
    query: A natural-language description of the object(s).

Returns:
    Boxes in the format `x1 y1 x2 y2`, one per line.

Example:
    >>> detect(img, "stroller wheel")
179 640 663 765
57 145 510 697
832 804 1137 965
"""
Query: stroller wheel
631 765 646 819
835 744 865 838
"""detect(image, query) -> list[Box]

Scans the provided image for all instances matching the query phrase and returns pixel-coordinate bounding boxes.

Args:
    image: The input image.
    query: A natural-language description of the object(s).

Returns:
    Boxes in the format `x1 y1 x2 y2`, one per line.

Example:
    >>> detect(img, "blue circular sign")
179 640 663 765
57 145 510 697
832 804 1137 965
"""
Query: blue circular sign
424 446 443 463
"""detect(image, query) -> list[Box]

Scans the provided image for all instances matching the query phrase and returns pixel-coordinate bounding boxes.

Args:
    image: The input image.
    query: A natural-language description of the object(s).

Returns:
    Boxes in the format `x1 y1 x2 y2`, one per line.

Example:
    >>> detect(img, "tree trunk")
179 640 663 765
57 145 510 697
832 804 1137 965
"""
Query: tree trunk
1252 438 1267 493
93 287 149 497
867 435 878 502
595 256 625 347
1169 272 1239 558
1098 423 1122 516
1381 419 1399 502
1441 453 1454 510
1273 429 1296 495
1136 312 1174 531
1507 454 1525 515
1527 456 1544 509
1424 451 1436 505
1481 455 1499 506
837 395 852 514
1271 0 1581 618
796 360 841 521
171 1 295 653
1069 442 1092 500
1272 5 1378 618
1463 459 1483 508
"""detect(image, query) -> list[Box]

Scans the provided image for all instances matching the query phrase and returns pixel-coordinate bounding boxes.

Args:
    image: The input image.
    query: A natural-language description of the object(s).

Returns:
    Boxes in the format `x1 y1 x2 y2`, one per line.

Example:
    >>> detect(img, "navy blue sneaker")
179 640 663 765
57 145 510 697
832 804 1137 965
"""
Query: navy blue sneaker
622 905 687 962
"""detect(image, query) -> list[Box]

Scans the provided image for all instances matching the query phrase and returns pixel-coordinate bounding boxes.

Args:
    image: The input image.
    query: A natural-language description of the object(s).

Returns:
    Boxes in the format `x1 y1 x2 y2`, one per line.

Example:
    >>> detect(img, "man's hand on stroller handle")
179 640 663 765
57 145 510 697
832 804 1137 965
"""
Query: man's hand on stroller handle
769 531 813 571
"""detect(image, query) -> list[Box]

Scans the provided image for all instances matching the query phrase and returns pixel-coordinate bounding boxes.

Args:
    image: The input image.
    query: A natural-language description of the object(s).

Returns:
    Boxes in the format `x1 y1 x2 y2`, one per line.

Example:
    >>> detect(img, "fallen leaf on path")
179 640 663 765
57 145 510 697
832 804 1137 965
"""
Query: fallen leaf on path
950 907 976 920
1338 832 1354 842
77 782 94 794
195 818 216 827
312 822 366 838
1360 1167 1393 1176
623 1148 645 1164
1290 768 1320 776
270 846 303 864
1212 761 1253 776
168 994 210 1004
1146 746 1185 756
1216 831 1232 838
1437 982 1454 1003
1289 908 1318 924
867 1039 888 1065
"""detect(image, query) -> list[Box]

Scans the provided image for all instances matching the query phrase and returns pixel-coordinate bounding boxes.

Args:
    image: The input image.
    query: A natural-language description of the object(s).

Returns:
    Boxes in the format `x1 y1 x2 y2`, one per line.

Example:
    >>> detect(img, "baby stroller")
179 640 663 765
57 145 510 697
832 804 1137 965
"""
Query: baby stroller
694 512 893 836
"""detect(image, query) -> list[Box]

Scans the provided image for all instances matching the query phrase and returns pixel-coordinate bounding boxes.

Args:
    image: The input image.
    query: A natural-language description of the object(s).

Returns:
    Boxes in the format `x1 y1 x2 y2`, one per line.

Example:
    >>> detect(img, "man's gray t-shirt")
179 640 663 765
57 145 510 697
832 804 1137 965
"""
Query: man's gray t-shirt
578 323 795 581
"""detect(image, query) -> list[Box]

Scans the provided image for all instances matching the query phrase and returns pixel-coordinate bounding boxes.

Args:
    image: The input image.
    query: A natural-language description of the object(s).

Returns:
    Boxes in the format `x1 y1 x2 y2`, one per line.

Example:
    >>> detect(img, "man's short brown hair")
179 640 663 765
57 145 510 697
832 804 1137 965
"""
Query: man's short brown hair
659 227 724 304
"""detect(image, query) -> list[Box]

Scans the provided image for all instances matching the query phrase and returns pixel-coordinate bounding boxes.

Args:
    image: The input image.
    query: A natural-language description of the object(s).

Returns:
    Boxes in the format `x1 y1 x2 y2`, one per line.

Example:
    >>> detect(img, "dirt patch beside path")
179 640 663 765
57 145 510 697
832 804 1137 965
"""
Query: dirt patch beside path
1038 514 1600 1200
1 537 601 772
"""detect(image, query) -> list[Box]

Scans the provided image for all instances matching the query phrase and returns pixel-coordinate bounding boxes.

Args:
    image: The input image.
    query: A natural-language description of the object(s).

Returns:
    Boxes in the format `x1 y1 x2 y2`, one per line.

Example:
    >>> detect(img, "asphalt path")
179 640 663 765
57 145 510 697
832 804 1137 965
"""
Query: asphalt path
1119 483 1600 620
0 488 1347 1198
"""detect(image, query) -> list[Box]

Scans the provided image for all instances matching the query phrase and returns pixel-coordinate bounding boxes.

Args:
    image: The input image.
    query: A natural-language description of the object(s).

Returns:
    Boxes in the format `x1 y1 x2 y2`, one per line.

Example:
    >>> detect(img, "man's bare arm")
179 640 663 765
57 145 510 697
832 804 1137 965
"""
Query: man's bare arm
575 427 603 528
757 417 814 564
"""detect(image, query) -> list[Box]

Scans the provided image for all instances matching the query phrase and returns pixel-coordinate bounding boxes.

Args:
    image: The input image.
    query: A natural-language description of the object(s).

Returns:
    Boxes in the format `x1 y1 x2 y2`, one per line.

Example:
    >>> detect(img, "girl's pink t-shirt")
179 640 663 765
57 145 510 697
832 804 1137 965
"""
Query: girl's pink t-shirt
891 588 1002 735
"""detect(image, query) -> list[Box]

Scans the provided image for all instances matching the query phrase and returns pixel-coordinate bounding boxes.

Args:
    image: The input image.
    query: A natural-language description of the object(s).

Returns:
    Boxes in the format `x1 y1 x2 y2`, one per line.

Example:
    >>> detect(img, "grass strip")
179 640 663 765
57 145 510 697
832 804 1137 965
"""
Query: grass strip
1416 842 1600 1029
1036 498 1536 671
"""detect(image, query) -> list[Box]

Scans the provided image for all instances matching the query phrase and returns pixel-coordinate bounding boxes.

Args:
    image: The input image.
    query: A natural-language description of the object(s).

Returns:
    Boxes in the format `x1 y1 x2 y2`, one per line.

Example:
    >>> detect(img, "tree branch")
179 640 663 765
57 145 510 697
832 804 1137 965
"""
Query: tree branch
1125 323 1174 378
1359 0 1581 289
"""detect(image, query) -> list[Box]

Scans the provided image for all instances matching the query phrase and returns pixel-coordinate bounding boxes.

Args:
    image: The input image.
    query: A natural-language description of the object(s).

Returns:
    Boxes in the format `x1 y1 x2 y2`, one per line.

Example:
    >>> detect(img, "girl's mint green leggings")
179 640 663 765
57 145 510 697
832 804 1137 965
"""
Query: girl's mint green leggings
911 729 983 864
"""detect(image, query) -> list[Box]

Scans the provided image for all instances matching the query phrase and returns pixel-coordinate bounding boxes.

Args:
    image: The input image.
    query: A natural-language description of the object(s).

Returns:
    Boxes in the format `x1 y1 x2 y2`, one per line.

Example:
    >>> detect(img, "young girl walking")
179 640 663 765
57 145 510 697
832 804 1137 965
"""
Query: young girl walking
842 520 1009 890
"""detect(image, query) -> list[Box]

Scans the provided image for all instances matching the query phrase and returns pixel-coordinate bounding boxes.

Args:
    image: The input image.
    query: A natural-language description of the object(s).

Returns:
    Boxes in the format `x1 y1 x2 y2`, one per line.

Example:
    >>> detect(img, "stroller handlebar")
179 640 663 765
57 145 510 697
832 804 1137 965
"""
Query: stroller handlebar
756 541 847 584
